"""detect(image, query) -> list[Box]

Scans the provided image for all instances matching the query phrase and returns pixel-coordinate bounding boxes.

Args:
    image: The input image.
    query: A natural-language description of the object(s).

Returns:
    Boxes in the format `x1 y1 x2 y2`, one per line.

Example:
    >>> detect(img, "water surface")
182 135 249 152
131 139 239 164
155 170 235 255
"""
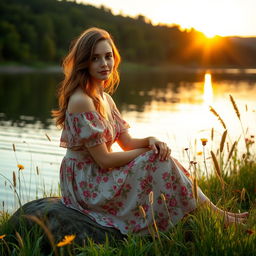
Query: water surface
1 68 255 212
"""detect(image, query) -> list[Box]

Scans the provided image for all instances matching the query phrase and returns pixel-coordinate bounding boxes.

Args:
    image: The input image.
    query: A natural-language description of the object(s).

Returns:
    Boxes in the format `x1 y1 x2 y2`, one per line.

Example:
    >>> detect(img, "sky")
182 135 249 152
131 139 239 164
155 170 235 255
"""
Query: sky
78 0 256 37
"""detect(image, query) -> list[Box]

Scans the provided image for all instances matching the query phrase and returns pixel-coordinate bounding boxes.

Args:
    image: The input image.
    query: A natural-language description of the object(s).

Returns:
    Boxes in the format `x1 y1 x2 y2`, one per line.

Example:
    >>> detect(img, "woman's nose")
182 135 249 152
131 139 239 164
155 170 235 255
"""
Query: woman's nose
100 58 107 66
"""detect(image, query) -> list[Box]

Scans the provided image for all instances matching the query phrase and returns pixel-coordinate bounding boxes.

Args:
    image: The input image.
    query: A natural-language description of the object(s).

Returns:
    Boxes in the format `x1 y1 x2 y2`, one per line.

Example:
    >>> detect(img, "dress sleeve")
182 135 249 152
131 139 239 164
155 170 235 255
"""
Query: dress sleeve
60 111 108 148
112 105 130 134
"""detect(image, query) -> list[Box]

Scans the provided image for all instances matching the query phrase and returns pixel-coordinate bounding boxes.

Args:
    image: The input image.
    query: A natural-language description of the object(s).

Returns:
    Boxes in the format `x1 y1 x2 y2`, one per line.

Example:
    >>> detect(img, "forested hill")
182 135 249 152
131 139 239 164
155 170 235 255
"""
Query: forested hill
1 0 256 67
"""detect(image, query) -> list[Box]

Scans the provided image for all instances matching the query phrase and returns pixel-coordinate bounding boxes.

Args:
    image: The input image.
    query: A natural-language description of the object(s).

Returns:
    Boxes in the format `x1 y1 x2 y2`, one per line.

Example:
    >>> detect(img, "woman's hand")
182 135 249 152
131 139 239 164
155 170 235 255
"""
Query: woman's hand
148 137 171 161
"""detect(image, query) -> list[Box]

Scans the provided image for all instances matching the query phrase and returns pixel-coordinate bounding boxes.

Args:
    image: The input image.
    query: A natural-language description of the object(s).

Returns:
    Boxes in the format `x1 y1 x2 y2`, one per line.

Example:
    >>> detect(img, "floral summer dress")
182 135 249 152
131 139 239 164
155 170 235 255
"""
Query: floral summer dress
59 106 207 235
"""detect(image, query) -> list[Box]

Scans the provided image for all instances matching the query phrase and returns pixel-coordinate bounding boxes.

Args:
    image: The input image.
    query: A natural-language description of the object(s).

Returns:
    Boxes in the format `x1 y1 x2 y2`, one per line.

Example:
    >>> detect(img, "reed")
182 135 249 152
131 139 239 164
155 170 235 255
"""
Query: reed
25 215 58 256
15 231 24 249
209 106 227 129
229 95 240 120
224 141 237 170
211 127 214 141
210 151 225 189
45 133 51 142
12 172 16 188
192 177 198 202
220 130 227 153
229 95 248 151
148 191 162 248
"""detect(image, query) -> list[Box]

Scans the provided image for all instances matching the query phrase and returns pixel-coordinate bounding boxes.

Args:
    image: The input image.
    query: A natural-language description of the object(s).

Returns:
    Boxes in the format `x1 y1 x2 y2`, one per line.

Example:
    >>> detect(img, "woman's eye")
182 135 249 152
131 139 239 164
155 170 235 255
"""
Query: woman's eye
106 54 113 59
92 56 98 61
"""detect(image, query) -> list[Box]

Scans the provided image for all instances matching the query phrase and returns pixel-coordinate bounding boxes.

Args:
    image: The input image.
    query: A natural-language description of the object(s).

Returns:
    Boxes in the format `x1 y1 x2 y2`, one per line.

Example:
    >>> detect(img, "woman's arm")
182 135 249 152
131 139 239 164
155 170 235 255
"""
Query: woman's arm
104 93 171 163
87 143 150 169
118 132 171 161
117 131 151 150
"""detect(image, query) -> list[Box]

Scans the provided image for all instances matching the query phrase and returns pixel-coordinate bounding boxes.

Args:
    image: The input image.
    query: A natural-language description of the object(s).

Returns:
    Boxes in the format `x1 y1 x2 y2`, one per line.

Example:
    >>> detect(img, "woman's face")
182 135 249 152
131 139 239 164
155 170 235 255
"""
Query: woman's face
89 40 115 85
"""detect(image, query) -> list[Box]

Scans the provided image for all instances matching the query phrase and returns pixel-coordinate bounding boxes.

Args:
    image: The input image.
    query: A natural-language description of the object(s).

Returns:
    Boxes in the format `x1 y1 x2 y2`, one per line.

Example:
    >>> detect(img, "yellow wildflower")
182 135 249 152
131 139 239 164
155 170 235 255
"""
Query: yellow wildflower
0 234 6 239
197 151 203 156
17 164 24 171
56 234 75 247
200 138 208 146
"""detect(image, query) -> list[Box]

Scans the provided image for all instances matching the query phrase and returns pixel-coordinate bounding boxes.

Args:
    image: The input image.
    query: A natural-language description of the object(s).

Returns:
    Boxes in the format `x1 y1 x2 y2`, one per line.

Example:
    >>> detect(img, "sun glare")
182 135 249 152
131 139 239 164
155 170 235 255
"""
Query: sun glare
203 73 213 105
203 31 217 38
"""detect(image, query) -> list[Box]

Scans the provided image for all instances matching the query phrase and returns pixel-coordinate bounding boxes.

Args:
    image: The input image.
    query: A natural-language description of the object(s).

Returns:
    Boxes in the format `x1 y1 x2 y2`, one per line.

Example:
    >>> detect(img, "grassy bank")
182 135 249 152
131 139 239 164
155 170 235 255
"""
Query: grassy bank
0 97 255 255
0 158 255 255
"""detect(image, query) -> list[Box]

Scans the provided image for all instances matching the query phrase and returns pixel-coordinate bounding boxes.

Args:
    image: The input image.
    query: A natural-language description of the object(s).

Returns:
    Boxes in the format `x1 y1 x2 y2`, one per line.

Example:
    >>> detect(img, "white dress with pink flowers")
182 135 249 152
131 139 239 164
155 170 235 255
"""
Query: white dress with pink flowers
59 106 207 235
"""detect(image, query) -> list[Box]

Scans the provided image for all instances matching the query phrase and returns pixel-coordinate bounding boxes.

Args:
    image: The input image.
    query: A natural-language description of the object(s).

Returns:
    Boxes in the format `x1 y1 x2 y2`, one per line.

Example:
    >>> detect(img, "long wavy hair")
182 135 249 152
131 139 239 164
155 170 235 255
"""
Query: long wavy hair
52 27 121 128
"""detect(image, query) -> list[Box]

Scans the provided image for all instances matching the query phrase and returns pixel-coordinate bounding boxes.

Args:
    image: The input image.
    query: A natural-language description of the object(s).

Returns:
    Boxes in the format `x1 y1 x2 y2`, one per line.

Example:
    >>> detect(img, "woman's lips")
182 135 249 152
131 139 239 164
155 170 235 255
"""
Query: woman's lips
99 70 109 75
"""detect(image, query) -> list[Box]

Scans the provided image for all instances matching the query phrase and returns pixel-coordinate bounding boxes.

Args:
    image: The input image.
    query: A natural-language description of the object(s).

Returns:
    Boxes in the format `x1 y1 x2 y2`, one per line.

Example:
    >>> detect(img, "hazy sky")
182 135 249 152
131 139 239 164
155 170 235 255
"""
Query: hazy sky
78 0 256 37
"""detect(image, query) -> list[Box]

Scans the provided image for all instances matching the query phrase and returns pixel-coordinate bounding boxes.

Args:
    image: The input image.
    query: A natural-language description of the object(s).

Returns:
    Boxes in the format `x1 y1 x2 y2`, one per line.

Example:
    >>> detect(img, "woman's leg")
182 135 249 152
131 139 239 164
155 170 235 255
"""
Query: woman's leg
198 193 248 224
173 157 249 223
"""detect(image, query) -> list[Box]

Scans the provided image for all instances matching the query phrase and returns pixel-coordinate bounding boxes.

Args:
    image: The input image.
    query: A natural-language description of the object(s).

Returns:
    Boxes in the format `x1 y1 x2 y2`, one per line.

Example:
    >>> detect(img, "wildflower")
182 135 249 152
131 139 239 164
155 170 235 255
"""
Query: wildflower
0 234 6 239
56 234 76 247
200 138 208 146
246 229 255 235
197 151 203 156
17 164 24 171
245 138 254 145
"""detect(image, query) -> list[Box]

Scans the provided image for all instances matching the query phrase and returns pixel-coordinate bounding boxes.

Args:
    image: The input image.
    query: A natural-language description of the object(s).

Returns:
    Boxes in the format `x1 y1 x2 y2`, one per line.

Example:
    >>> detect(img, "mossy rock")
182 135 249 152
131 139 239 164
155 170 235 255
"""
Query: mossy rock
7 197 125 253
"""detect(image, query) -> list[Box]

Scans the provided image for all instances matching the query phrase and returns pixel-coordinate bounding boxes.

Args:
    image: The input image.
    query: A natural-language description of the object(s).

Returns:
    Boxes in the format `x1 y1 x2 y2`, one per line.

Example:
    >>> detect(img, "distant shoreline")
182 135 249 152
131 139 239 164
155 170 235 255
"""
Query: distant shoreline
0 65 62 74
0 63 256 74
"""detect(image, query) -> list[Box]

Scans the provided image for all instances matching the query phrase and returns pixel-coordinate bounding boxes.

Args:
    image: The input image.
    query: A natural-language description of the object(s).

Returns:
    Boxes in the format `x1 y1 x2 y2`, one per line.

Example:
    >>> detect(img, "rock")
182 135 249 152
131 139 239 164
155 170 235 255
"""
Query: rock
8 197 125 252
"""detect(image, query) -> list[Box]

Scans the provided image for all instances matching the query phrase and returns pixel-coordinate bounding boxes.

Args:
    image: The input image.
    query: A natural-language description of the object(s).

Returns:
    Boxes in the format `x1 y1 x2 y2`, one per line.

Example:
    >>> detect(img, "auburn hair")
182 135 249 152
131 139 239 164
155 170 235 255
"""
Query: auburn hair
52 27 121 128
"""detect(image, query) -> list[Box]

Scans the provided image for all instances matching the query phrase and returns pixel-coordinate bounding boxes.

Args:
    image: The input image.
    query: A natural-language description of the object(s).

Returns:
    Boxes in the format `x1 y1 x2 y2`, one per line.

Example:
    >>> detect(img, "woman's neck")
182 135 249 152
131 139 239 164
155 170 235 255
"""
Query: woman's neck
91 80 104 98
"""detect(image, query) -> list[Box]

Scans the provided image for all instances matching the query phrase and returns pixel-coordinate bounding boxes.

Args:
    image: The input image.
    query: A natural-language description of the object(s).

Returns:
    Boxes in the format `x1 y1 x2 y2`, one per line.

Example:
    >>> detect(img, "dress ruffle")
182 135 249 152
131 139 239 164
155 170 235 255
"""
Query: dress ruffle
60 108 129 149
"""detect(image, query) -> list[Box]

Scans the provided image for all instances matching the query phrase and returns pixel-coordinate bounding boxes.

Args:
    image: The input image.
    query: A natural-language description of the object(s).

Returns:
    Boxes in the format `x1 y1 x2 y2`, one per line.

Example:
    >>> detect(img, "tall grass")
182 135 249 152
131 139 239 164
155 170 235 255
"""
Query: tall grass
0 95 256 255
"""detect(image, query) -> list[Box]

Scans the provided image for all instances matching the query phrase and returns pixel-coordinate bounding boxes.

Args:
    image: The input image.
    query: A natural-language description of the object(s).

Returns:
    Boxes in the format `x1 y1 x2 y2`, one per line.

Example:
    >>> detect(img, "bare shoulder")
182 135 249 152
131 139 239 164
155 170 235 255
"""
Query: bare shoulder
104 93 116 108
68 91 95 113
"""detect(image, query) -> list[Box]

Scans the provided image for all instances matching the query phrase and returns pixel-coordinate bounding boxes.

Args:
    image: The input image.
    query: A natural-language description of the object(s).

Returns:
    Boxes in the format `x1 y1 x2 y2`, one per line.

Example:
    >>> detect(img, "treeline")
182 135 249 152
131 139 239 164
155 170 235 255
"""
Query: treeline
1 0 256 67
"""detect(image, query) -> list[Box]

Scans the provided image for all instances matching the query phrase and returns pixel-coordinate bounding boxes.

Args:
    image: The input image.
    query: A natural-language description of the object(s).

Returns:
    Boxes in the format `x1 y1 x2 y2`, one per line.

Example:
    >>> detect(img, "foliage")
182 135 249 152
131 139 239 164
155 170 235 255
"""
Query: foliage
1 0 256 66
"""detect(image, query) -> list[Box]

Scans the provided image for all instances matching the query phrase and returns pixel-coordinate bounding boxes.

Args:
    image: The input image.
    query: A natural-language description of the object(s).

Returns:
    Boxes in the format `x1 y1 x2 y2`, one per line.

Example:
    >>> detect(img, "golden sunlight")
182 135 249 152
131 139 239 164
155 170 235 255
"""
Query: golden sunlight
203 73 213 104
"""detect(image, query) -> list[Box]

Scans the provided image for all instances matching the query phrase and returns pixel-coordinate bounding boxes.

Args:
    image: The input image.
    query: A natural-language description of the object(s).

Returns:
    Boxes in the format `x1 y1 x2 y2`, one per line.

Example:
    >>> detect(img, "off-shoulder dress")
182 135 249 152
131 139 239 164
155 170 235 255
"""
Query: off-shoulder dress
59 106 207 235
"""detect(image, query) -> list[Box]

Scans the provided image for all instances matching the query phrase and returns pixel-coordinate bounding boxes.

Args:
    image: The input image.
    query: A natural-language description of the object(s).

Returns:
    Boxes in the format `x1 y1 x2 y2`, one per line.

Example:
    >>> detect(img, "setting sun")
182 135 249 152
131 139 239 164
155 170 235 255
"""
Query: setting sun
80 0 256 37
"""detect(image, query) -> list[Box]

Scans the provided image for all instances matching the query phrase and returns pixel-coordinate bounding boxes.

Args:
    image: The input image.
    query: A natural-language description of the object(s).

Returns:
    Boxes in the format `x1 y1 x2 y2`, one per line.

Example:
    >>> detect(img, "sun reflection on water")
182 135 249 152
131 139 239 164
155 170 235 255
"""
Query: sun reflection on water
203 73 213 105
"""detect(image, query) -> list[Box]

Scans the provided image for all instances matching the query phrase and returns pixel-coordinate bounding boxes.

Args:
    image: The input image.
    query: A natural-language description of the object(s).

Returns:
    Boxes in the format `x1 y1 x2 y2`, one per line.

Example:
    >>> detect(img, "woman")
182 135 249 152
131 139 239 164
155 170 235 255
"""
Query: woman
52 27 248 235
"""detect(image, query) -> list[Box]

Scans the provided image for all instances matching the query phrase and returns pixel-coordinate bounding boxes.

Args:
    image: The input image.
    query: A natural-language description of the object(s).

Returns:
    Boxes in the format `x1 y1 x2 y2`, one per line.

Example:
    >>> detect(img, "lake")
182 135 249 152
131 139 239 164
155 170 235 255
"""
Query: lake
0 67 256 212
